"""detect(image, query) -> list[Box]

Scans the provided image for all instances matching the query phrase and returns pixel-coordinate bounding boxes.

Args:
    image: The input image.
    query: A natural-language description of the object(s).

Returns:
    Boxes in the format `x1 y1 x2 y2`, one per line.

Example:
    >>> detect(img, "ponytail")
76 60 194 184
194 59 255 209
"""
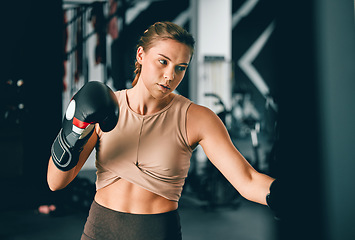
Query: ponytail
132 61 141 87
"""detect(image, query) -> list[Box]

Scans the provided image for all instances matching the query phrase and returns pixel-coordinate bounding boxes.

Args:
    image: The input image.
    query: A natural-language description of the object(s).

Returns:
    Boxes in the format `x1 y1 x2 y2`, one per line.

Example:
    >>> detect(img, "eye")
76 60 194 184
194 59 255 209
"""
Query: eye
159 59 167 65
176 65 187 72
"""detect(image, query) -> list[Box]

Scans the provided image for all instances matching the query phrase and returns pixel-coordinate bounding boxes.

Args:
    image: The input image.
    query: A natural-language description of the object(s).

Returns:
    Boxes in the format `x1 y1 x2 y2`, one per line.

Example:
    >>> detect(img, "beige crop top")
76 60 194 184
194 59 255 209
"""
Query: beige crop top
95 90 193 202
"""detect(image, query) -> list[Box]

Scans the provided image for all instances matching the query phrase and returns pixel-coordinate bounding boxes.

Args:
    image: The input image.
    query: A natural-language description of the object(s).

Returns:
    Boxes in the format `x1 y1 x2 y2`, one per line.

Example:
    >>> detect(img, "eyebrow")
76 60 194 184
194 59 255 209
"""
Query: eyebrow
158 54 189 66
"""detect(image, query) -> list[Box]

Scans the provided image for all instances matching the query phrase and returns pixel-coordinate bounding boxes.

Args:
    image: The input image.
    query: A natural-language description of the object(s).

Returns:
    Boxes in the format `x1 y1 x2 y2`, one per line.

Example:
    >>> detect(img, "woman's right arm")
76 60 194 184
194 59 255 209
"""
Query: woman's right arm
47 81 118 191
47 131 98 191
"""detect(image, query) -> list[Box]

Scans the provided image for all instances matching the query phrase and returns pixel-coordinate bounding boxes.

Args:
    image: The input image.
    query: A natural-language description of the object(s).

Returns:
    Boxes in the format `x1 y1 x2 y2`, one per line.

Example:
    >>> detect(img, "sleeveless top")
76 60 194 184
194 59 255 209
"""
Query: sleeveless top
95 90 193 202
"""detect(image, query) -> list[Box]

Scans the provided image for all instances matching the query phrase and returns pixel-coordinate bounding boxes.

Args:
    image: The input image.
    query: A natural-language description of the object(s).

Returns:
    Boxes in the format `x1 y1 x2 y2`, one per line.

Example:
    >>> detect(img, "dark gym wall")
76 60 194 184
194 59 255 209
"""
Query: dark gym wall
1 0 63 209
274 0 355 239
316 1 355 239
274 1 324 238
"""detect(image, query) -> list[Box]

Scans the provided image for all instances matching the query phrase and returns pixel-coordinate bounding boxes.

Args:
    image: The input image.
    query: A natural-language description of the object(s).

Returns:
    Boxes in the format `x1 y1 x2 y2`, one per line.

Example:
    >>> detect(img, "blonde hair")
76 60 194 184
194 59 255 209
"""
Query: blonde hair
132 21 195 87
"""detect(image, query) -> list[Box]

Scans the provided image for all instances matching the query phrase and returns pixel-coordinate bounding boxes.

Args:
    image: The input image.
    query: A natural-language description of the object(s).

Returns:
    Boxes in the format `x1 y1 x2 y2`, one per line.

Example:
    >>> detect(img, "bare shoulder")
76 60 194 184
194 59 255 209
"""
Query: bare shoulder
187 103 220 126
186 103 226 146
188 102 214 115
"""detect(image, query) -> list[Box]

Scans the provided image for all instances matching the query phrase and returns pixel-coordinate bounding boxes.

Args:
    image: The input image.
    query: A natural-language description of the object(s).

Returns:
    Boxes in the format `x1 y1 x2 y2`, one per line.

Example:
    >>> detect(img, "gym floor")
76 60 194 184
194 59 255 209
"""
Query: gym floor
0 192 277 240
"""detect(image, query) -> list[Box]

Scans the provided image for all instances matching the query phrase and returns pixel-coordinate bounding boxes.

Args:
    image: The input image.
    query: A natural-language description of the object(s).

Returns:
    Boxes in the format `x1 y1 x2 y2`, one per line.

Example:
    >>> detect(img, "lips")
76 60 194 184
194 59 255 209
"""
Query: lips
159 84 171 90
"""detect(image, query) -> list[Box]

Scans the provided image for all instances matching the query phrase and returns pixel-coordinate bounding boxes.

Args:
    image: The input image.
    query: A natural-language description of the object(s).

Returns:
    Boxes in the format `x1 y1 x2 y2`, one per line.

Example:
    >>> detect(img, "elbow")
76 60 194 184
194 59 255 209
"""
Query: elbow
47 182 63 192
234 171 259 202
47 157 72 191
47 171 70 192
237 186 252 202
48 185 58 192
238 171 274 205
47 177 66 192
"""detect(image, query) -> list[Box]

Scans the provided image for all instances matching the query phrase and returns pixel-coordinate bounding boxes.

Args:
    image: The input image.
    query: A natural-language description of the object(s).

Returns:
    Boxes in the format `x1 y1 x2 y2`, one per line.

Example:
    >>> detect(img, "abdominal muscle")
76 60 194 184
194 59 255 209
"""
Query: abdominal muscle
94 178 178 214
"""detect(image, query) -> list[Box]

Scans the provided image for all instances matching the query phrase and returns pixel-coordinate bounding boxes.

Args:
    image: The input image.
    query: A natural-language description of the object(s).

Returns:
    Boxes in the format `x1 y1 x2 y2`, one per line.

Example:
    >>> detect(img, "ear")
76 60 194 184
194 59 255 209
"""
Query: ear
136 46 144 64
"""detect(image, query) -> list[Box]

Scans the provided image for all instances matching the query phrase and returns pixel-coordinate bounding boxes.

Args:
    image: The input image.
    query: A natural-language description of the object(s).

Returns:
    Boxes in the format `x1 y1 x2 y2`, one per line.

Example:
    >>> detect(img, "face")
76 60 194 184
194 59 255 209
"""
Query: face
136 38 192 99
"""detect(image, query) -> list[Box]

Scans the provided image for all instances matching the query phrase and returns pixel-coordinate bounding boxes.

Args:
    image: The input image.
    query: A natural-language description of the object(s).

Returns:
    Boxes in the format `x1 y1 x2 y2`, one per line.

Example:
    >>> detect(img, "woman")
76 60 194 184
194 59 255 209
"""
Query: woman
47 21 276 240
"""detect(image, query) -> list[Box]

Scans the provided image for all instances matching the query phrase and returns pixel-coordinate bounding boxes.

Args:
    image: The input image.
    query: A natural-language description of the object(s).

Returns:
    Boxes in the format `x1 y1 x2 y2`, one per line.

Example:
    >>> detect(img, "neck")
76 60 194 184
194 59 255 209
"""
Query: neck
127 82 174 115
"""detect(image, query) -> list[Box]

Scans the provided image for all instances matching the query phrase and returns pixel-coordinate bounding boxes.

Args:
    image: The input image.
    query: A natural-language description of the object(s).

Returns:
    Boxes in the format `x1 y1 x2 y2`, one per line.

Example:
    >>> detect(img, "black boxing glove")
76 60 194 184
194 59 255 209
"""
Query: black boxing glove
266 179 284 220
51 81 119 171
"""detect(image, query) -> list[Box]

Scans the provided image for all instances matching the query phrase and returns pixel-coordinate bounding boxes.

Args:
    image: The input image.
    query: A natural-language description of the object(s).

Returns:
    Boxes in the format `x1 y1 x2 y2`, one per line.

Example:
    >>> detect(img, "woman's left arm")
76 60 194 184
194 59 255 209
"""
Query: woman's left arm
187 103 275 205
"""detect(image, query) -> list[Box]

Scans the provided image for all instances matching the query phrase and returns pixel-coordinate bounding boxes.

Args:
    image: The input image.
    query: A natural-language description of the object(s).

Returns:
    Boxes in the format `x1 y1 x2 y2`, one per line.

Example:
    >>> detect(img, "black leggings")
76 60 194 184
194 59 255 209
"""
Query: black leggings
81 200 182 240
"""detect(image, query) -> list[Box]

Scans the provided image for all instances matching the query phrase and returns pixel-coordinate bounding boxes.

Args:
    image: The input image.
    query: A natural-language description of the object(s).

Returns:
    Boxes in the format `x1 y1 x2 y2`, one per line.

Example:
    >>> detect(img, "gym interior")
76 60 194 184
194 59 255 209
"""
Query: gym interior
1 0 355 239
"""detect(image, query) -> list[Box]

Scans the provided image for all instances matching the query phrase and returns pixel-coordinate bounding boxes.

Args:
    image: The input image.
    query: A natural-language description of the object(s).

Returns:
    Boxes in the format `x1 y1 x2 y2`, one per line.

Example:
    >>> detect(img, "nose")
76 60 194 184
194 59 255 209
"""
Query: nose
164 67 175 81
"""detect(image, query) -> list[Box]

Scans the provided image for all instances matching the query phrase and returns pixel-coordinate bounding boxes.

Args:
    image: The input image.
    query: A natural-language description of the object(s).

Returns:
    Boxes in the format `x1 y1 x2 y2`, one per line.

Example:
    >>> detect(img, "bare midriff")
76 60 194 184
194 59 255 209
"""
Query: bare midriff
94 178 178 214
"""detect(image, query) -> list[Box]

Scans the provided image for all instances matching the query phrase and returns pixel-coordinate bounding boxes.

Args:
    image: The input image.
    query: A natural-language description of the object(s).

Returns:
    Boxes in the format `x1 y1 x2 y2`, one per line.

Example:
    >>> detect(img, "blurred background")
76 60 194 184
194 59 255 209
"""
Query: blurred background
1 0 354 239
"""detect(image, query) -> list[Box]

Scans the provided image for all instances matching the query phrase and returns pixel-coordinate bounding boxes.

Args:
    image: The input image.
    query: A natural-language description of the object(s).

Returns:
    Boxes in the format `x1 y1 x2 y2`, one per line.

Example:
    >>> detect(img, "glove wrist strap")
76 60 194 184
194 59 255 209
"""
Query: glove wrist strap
51 129 78 171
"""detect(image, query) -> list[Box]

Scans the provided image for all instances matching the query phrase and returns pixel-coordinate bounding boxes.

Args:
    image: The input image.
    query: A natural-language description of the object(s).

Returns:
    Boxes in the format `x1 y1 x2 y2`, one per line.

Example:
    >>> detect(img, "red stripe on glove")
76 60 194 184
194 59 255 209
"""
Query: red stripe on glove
73 117 91 129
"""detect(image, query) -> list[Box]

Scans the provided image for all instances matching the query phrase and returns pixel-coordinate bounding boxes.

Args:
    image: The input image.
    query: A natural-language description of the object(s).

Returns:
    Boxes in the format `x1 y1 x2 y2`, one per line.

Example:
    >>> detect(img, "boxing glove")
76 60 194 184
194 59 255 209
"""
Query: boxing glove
51 81 119 171
266 179 284 220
